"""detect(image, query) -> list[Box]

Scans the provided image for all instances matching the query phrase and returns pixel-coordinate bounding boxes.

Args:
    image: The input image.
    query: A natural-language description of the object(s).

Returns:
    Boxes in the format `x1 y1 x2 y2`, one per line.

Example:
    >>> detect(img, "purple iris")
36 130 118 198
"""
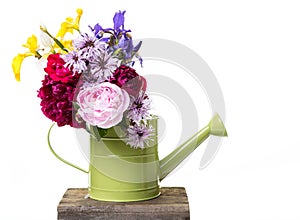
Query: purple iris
89 10 143 66
116 35 143 66
89 24 112 42
113 10 125 31
89 10 130 40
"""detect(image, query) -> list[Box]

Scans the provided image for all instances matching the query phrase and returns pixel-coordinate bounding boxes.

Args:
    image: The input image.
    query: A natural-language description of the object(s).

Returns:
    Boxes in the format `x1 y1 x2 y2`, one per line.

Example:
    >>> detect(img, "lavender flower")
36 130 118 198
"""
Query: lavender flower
73 33 103 60
128 93 151 123
89 49 120 81
62 50 87 74
113 10 126 31
127 123 154 149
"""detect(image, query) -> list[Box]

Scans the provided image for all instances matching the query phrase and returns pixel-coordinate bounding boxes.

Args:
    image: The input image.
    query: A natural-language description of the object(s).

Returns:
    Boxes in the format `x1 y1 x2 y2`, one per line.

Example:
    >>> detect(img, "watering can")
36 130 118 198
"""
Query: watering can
48 113 227 202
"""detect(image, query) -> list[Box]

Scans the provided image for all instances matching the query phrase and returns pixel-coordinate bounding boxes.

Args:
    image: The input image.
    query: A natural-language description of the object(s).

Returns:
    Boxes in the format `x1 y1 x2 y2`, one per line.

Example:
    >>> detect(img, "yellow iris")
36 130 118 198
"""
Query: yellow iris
12 9 83 82
56 8 83 39
12 54 25 82
22 35 39 54
59 40 73 51
12 35 40 81
43 8 83 53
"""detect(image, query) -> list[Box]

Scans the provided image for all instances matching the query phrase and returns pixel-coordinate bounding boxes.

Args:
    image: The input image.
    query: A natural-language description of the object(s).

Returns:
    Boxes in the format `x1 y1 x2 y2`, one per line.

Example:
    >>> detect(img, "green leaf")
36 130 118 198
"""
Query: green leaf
90 126 108 141
53 38 68 52
98 127 108 137
113 48 123 56
72 102 80 111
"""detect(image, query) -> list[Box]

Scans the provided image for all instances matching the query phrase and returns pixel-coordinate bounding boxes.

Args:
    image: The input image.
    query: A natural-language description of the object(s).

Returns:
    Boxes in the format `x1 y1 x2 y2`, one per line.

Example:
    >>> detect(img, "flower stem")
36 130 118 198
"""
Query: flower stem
40 25 68 53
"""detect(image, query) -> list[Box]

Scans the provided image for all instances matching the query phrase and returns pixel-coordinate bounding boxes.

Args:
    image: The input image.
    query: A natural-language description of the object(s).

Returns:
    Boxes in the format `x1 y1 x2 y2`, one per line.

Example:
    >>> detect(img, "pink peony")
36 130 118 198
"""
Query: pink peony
109 65 147 97
76 82 130 129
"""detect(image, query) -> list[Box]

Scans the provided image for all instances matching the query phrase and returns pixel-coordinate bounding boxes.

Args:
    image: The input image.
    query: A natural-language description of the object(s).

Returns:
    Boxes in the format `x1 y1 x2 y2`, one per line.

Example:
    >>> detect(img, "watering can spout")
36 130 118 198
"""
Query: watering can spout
159 114 227 181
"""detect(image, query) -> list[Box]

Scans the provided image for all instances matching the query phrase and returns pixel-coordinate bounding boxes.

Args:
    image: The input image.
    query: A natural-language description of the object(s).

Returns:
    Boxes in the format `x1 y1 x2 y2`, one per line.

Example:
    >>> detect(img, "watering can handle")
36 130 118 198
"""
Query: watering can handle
47 123 89 174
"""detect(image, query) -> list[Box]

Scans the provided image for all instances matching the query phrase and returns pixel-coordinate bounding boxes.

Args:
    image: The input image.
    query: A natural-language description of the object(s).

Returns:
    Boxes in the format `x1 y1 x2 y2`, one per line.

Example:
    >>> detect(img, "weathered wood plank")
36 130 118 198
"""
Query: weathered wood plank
58 187 190 220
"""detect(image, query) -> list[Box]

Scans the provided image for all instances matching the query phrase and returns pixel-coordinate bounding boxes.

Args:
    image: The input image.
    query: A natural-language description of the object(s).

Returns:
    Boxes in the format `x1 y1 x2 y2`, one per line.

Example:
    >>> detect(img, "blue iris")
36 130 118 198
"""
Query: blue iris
89 10 143 67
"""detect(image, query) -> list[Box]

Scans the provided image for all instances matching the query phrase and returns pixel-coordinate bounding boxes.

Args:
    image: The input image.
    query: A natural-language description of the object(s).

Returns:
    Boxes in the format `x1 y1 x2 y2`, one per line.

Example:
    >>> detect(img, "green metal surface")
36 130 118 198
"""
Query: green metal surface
47 114 227 202
159 113 228 180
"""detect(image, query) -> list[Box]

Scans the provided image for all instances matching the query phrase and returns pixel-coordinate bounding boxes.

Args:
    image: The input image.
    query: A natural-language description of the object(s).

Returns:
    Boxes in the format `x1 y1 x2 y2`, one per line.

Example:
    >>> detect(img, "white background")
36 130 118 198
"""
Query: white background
1 0 300 219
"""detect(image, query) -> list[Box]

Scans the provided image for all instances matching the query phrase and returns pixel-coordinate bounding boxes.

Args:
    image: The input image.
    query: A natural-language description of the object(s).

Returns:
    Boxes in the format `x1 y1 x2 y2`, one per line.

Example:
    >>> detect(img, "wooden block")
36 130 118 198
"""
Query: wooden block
57 187 190 220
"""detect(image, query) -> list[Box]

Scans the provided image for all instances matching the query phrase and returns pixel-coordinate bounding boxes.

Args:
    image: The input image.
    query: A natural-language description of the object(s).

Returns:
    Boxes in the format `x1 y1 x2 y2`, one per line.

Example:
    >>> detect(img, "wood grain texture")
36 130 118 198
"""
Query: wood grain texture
57 187 190 220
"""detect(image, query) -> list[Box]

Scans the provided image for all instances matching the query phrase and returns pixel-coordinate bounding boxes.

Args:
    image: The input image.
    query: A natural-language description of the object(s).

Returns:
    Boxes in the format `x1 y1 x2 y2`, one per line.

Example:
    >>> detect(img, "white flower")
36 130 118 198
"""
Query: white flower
89 50 120 81
128 93 152 123
62 50 87 74
40 30 53 49
73 33 103 60
127 124 154 149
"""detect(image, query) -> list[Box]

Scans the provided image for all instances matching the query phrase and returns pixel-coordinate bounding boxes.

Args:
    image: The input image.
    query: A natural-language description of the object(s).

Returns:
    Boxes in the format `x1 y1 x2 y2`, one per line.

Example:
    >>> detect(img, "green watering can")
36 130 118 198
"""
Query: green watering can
48 114 227 202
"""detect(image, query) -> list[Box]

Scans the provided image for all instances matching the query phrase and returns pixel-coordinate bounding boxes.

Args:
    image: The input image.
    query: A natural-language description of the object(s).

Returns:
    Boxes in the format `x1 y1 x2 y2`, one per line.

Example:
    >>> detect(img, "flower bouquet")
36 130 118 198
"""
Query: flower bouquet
12 9 164 201
12 9 228 202
13 9 154 149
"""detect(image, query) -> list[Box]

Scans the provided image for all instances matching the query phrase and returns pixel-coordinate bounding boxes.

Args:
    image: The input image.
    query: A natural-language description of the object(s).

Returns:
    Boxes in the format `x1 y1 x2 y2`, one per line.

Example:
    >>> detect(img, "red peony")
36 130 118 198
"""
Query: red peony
44 53 77 83
37 75 85 128
109 65 147 97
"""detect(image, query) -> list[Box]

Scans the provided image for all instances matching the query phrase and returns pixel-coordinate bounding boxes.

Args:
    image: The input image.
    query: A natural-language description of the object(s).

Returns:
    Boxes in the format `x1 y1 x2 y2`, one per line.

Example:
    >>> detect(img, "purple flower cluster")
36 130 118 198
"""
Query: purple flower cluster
126 93 153 148
63 33 120 86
